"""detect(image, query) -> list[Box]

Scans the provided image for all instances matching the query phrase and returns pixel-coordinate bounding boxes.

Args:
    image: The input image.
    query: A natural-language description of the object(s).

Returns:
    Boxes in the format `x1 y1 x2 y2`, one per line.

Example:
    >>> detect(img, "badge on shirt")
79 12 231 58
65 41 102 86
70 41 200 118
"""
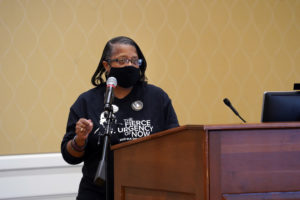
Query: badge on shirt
131 100 143 111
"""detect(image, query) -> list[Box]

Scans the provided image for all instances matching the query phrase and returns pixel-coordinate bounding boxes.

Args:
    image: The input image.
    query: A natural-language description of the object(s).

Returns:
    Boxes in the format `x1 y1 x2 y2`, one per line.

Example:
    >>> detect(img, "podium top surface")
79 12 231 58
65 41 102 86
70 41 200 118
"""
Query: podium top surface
111 122 300 151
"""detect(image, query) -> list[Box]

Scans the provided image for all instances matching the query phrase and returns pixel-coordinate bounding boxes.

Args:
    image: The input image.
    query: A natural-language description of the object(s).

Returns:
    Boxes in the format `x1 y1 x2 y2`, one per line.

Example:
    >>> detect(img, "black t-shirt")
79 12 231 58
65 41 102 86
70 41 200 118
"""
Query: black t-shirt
61 83 179 199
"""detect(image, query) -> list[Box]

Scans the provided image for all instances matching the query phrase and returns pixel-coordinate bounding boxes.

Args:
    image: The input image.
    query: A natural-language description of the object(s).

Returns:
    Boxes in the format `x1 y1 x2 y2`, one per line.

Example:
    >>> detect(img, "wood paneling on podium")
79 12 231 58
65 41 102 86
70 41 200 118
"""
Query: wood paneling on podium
112 123 300 200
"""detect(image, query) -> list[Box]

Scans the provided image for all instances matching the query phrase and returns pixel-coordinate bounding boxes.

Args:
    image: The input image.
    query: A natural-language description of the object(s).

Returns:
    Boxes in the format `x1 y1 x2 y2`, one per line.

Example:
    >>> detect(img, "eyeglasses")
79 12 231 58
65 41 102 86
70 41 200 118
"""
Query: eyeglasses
107 58 143 66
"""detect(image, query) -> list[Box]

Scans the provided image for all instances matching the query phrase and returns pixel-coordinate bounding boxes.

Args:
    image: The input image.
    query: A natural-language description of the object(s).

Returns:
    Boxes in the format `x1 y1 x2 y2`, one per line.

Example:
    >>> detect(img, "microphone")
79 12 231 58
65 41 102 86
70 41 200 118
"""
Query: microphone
223 98 246 123
94 76 117 188
104 77 117 112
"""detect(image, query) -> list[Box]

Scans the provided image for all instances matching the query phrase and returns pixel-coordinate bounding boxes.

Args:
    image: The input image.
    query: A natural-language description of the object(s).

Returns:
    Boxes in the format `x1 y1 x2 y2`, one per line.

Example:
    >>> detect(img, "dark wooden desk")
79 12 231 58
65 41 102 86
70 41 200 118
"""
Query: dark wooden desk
112 123 300 200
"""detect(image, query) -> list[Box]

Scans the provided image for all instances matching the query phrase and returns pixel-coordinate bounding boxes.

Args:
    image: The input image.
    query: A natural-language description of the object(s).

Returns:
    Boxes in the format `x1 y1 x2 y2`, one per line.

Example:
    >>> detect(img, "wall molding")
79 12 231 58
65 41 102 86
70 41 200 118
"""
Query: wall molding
0 153 82 200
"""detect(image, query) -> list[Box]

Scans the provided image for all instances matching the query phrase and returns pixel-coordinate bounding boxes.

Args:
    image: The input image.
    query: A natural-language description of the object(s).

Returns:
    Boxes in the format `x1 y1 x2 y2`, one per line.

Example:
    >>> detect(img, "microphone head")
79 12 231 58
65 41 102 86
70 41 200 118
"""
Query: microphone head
223 98 231 106
106 77 117 87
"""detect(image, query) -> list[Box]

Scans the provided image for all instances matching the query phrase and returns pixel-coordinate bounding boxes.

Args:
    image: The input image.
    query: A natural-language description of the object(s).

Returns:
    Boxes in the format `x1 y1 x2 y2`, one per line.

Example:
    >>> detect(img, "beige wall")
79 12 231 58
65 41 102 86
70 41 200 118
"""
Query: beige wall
0 0 299 155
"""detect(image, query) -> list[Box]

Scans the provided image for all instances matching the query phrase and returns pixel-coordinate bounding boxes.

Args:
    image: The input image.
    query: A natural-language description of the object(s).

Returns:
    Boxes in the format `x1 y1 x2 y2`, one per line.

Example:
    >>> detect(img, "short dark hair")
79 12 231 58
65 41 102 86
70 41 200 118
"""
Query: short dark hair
91 36 147 86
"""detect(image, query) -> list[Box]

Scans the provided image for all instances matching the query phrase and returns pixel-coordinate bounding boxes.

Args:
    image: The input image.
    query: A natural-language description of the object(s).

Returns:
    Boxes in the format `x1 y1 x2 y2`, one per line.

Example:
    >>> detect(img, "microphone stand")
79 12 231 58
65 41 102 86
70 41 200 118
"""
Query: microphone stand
94 106 115 200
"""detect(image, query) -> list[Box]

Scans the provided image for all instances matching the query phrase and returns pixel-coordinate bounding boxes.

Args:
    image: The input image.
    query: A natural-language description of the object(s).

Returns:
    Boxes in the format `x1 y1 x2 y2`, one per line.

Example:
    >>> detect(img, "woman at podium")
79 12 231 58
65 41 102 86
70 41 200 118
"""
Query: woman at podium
61 36 179 200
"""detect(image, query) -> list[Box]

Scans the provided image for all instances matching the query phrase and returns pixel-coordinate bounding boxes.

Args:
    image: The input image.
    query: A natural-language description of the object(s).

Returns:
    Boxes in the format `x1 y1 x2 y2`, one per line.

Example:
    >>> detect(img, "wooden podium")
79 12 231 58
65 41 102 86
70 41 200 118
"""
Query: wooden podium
111 123 300 200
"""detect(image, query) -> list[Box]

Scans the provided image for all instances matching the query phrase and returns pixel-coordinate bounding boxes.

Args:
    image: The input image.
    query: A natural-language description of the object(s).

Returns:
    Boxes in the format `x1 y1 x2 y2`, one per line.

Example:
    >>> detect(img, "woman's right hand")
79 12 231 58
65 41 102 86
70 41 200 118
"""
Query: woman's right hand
75 118 93 146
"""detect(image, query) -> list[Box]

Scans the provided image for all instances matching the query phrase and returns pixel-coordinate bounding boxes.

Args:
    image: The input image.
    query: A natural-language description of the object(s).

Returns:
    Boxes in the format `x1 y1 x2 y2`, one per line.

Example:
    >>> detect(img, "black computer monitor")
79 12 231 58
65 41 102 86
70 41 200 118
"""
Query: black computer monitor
294 83 300 90
261 91 300 122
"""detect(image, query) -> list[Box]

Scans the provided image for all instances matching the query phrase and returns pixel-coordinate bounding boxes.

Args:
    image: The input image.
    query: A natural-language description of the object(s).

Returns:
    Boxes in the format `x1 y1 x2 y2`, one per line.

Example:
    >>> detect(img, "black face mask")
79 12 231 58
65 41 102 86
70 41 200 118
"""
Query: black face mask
108 66 140 88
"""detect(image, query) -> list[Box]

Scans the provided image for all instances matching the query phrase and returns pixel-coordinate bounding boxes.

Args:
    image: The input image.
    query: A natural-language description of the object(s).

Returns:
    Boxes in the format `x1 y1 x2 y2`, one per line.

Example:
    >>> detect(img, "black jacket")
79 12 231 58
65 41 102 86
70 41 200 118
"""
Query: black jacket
61 83 179 200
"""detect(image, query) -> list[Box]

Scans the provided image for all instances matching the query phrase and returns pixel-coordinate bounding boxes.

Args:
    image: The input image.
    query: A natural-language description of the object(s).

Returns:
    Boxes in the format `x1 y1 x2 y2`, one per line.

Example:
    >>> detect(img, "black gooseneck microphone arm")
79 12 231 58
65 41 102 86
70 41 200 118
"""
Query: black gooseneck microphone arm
223 98 247 123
